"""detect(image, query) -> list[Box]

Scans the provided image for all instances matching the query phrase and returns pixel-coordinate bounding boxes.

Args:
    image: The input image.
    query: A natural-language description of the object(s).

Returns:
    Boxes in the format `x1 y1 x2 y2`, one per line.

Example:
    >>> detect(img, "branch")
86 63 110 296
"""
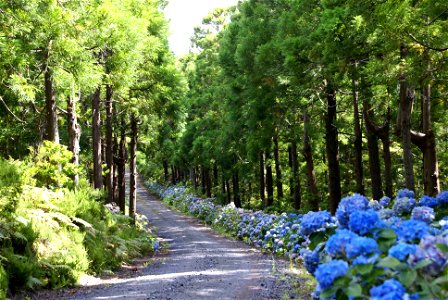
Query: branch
57 106 68 114
428 7 448 25
410 130 426 151
408 32 448 52
0 95 26 123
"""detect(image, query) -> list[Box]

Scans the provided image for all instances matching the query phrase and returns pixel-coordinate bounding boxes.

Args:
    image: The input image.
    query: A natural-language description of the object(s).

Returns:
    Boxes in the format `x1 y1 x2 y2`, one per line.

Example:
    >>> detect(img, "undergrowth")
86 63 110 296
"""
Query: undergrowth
0 142 157 297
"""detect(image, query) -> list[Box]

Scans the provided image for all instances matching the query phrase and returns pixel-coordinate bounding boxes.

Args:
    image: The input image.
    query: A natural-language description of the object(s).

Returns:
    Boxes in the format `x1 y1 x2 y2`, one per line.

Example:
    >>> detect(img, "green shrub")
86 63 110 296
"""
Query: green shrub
0 149 157 295
29 141 80 189
0 262 8 298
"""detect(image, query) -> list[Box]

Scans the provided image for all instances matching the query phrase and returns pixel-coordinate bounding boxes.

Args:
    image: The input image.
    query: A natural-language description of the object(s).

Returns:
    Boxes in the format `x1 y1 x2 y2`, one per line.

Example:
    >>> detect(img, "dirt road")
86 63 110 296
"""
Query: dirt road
28 175 310 300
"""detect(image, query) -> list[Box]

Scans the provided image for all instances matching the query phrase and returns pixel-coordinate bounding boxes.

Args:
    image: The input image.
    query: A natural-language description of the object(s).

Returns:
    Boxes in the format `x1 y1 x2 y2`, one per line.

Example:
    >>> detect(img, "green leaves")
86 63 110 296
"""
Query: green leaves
377 256 402 269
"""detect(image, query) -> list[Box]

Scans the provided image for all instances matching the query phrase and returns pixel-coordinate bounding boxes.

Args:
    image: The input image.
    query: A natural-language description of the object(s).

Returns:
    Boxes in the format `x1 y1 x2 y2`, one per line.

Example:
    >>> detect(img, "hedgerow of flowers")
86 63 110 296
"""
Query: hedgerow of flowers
148 183 448 300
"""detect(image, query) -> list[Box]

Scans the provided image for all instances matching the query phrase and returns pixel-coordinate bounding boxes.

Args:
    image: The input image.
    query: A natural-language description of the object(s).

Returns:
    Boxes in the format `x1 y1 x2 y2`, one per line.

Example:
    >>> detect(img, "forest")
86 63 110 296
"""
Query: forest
0 0 447 299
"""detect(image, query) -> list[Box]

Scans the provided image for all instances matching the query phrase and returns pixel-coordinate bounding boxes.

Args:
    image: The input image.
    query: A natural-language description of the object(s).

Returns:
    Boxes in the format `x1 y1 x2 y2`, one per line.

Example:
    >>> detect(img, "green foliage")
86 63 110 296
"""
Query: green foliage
0 157 156 295
30 141 80 189
0 263 7 299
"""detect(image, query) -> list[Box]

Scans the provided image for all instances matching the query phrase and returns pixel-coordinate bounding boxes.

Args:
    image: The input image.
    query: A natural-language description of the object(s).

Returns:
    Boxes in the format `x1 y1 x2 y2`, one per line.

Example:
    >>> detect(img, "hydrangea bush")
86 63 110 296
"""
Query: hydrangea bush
149 183 448 299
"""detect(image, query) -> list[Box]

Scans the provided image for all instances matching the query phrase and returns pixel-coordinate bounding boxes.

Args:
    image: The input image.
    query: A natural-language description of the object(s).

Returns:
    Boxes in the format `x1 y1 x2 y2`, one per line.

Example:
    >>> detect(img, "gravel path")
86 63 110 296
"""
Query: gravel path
21 175 311 300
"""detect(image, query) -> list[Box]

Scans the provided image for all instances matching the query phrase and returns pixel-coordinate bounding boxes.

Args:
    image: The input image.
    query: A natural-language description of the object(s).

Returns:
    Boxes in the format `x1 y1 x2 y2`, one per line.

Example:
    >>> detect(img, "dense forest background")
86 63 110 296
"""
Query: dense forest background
1 0 447 214
142 0 448 214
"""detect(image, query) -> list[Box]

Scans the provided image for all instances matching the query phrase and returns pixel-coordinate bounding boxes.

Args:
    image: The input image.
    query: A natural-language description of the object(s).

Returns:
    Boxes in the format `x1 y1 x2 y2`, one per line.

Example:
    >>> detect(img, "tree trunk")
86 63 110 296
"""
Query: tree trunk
44 68 59 143
117 119 127 213
291 141 301 210
201 165 206 195
381 127 393 198
303 113 320 211
92 87 103 189
352 73 364 194
163 160 169 182
233 170 241 208
265 150 274 207
221 171 226 198
213 164 218 196
366 126 383 200
226 179 231 204
129 113 137 224
399 44 415 191
67 94 80 186
325 83 341 214
273 132 283 199
410 82 439 196
288 145 294 196
259 152 265 203
205 167 212 198
171 165 176 185
105 85 114 203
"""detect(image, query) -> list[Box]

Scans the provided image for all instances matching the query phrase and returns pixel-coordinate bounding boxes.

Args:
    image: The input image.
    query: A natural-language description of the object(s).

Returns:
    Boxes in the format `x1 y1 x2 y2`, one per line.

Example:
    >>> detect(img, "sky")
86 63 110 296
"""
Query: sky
164 0 239 56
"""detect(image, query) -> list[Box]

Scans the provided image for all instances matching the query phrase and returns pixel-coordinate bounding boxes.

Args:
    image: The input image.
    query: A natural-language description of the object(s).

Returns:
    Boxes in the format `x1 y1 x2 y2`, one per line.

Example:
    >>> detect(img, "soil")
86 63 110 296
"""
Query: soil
15 175 313 300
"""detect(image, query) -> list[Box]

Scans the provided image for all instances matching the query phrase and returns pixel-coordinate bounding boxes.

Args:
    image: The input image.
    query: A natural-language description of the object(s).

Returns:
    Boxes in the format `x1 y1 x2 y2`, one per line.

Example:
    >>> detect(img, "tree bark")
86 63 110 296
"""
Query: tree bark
171 165 176 185
191 168 197 189
325 82 341 214
205 167 212 198
366 125 383 200
259 152 265 203
92 87 103 189
265 150 274 207
129 113 137 224
232 170 241 208
291 141 301 210
381 126 393 198
221 171 226 198
303 113 320 211
273 132 284 199
44 67 59 143
226 179 231 204
105 84 114 203
163 160 169 182
67 94 81 186
352 73 364 194
398 44 415 191
201 165 206 195
410 83 439 196
117 119 127 214
288 145 294 197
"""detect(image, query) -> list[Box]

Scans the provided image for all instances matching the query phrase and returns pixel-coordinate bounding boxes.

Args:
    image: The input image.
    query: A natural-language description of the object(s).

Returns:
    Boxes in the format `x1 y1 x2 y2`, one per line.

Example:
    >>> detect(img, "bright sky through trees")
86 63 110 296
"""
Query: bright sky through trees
164 0 238 56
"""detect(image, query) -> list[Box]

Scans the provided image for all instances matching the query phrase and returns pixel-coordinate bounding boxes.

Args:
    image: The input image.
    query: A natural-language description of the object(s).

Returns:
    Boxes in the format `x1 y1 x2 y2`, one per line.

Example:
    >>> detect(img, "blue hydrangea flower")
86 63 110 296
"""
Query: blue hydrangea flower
440 216 448 231
349 210 382 235
395 220 429 242
300 248 320 274
336 194 370 228
411 206 435 224
436 191 448 205
397 188 415 199
369 200 381 211
378 208 395 220
379 196 391 208
392 196 416 215
388 243 416 261
315 260 349 289
418 195 438 208
370 279 405 300
325 229 358 258
353 254 378 266
299 210 332 236
408 235 448 276
346 236 379 258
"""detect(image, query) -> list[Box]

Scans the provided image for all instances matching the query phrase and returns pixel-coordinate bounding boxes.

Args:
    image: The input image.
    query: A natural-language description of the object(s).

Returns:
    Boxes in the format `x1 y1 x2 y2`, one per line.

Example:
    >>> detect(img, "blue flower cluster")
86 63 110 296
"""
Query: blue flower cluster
315 260 348 289
150 184 448 299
